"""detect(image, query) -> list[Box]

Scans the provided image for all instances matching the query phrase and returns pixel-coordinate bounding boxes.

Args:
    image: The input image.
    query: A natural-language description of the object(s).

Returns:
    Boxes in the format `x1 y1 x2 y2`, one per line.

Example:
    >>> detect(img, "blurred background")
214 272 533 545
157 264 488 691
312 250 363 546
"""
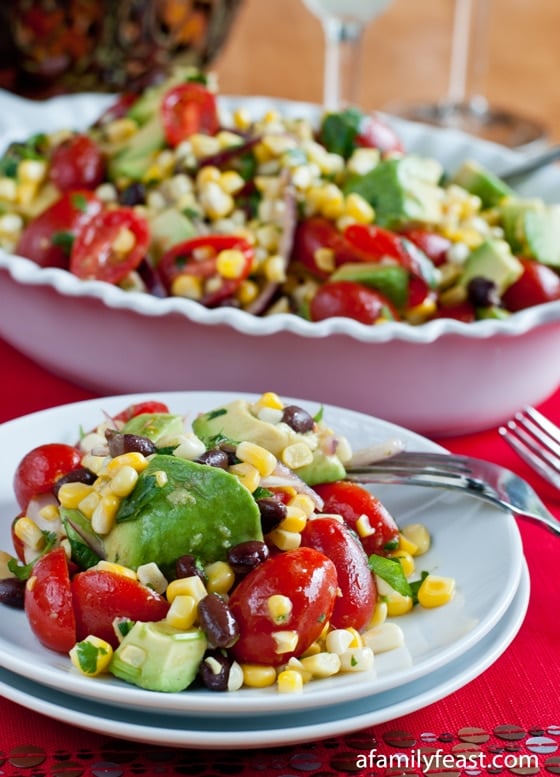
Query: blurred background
0 0 558 143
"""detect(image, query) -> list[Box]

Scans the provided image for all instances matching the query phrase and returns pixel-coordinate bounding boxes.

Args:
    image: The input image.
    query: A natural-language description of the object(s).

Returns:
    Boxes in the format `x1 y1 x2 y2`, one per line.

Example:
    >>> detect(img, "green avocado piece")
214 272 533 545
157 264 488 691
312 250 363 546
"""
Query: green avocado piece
110 621 207 692
192 399 346 486
127 66 206 126
148 208 196 262
451 159 514 208
343 155 444 230
122 413 185 444
108 114 166 182
61 509 103 570
330 262 409 308
499 198 560 268
460 238 524 295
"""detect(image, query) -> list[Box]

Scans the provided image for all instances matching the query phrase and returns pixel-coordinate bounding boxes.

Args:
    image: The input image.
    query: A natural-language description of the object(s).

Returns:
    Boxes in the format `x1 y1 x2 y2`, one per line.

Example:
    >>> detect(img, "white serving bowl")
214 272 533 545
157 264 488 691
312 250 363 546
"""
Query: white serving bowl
1 91 559 437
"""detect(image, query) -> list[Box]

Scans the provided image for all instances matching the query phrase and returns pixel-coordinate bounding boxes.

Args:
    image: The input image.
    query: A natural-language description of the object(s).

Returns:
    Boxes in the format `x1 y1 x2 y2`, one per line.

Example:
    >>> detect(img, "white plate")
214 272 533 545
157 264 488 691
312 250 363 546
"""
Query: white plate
1 92 560 436
0 392 524 718
0 562 530 750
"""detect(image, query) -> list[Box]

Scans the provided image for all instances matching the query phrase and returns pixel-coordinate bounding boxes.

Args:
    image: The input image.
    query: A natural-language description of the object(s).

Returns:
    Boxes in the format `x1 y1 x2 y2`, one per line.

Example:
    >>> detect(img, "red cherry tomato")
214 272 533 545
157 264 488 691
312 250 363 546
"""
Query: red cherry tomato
15 190 103 269
69 206 150 284
48 134 105 192
292 217 369 278
355 113 404 154
160 82 219 147
313 481 400 556
399 228 452 267
13 443 82 511
434 300 477 322
301 516 376 630
502 258 560 311
310 280 399 324
24 548 77 653
158 234 254 306
93 92 139 127
229 547 338 666
113 400 171 423
72 569 170 647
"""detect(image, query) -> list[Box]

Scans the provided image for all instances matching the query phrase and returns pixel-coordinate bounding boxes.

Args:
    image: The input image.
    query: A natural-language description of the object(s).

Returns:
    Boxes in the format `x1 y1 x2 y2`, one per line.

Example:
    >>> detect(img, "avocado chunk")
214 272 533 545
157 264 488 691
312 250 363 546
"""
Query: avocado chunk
499 198 560 268
127 66 205 126
330 263 409 308
343 155 444 230
122 413 186 444
108 114 166 182
192 399 347 486
148 208 197 262
110 621 207 692
460 238 524 295
451 159 514 208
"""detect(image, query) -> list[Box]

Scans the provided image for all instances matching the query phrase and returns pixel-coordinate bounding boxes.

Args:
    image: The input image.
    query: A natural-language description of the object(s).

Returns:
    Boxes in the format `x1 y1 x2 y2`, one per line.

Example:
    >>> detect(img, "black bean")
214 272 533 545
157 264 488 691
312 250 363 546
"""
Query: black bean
175 554 206 582
227 540 269 576
467 276 501 308
0 577 25 609
196 449 230 469
257 497 287 534
199 649 233 692
281 405 315 433
53 467 96 498
197 593 239 648
105 429 157 457
118 182 146 206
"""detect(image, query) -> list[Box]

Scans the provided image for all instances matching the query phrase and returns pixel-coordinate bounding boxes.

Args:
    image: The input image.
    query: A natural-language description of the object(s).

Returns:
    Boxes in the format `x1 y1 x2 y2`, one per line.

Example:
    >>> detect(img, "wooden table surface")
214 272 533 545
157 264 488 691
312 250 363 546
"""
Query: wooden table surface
213 0 560 144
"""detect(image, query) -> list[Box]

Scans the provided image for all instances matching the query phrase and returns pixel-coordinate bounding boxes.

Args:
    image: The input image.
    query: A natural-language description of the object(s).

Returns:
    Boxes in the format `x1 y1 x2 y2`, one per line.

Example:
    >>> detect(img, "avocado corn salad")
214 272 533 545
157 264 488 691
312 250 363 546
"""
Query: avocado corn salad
2 393 454 694
1 67 559 324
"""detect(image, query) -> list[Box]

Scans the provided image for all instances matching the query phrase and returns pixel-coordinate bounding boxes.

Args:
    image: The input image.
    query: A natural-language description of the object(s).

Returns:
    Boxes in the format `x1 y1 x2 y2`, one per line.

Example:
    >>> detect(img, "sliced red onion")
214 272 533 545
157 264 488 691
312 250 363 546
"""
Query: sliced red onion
348 438 406 468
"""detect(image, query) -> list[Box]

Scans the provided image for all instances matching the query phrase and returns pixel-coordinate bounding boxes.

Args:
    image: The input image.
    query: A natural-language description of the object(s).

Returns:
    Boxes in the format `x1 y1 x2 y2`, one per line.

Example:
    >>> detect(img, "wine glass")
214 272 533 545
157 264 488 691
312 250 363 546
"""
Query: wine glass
300 0 393 111
388 0 548 150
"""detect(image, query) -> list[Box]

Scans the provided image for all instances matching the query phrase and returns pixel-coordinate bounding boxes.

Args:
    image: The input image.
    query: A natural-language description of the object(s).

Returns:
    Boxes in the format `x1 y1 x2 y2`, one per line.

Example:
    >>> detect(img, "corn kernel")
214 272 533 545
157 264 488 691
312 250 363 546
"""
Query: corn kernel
287 493 316 517
109 465 139 497
267 594 293 624
69 635 113 676
13 516 44 551
277 668 304 693
281 442 314 470
103 117 138 143
77 490 101 520
166 594 198 629
166 574 207 604
91 493 120 535
367 600 388 629
112 226 136 254
241 663 277 688
205 560 235 595
199 181 235 219
94 560 137 579
267 527 301 551
278 507 307 534
106 452 148 475
233 107 252 131
38 503 60 522
388 550 416 578
171 273 204 299
263 254 287 283
0 177 17 202
300 651 341 677
235 441 277 477
136 562 168 594
236 278 259 306
253 391 284 411
355 513 376 538
398 532 419 557
386 592 414 617
229 461 261 493
219 170 245 194
58 481 95 509
271 630 299 654
215 248 247 279
190 134 222 158
363 622 405 654
417 575 456 608
339 647 375 673
401 523 431 555
344 192 375 224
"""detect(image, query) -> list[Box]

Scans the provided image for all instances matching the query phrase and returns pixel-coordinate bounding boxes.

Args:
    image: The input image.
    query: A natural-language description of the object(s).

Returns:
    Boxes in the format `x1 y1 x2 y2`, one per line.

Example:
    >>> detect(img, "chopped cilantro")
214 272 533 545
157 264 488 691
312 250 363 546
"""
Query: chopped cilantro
368 553 412 598
76 640 108 674
51 231 75 256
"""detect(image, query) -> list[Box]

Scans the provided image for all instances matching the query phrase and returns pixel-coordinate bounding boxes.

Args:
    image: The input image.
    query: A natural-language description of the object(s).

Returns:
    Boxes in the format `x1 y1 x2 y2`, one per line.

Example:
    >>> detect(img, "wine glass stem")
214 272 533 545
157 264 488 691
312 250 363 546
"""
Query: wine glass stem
447 0 490 111
322 17 365 111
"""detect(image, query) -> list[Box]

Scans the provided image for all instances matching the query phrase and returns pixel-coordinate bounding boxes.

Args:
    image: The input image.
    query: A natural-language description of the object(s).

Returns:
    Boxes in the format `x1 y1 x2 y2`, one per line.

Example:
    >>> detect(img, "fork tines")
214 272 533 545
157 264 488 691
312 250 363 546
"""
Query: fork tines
499 407 560 489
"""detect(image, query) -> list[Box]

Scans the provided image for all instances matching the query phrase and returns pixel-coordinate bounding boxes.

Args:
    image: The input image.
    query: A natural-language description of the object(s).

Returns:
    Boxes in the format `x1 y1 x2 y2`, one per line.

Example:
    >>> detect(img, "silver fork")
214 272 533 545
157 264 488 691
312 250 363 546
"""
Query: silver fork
345 451 560 535
499 407 560 490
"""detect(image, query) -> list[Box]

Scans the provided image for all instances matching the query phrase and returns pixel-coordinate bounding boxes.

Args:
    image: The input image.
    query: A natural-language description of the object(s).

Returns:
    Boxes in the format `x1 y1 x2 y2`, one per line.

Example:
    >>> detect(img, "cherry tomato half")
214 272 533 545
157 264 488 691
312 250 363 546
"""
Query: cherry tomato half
69 206 150 284
48 134 105 192
399 228 452 267
72 569 170 647
229 547 338 666
292 217 369 278
434 300 477 323
15 190 103 269
113 400 171 423
301 516 376 630
502 258 560 312
355 113 404 154
25 548 77 653
313 481 400 556
13 442 82 511
160 82 219 147
309 280 399 324
158 234 254 306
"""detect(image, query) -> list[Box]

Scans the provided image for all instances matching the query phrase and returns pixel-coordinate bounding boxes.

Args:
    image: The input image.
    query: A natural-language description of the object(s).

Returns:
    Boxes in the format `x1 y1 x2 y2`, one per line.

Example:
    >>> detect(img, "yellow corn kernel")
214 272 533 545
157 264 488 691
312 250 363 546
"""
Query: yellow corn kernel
229 461 261 493
232 107 252 131
38 503 60 522
267 527 301 551
355 513 376 538
80 452 107 474
112 226 136 254
271 630 299 654
278 507 307 534
344 192 375 224
235 441 277 478
406 296 438 325
417 575 456 608
319 183 345 219
136 562 168 594
367 600 388 629
397 532 419 557
401 523 431 556
363 622 405 654
77 490 101 520
388 550 416 578
300 652 341 678
219 170 245 194
324 629 354 655
166 594 198 629
386 592 414 617
277 668 304 693
0 177 18 202
267 594 293 624
18 159 47 184
215 248 246 279
13 516 44 551
191 134 222 158
313 247 336 274
69 635 113 676
103 117 138 143
106 452 148 475
339 647 375 673
94 560 137 580
253 392 284 411
263 254 287 283
280 442 314 470
57 481 95 509
236 278 259 307
199 181 235 219
241 663 277 688
109 465 139 498
300 641 321 658
204 561 235 595
171 273 204 300
166 574 207 604
287 493 316 517
91 493 120 535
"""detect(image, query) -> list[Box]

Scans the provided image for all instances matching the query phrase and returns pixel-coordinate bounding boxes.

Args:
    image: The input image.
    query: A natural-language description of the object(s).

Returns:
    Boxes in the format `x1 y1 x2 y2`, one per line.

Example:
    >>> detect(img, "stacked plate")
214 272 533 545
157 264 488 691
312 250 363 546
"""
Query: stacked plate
0 393 529 749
